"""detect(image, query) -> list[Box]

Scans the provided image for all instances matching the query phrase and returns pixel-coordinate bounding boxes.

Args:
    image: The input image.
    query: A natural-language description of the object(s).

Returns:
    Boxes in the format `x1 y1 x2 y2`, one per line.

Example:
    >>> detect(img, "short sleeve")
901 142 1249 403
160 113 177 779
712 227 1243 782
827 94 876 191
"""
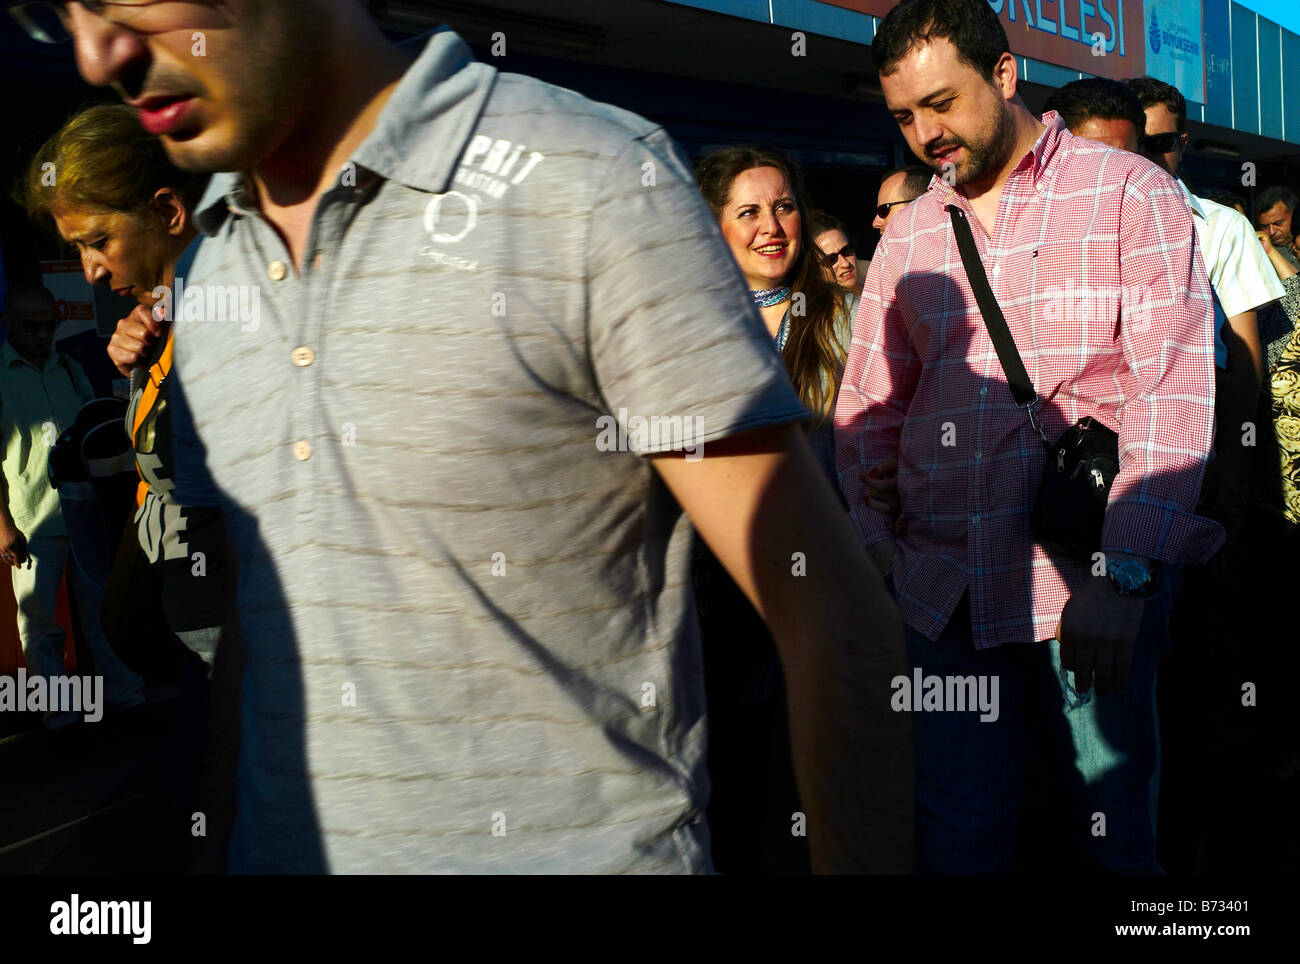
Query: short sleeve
165 365 224 509
1210 205 1286 318
586 129 808 452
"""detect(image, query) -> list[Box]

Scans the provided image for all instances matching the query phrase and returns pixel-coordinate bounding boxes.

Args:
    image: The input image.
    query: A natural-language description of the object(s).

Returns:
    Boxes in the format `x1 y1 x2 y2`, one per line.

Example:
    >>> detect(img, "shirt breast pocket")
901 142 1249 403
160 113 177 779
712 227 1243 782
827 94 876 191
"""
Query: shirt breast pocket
1031 242 1122 354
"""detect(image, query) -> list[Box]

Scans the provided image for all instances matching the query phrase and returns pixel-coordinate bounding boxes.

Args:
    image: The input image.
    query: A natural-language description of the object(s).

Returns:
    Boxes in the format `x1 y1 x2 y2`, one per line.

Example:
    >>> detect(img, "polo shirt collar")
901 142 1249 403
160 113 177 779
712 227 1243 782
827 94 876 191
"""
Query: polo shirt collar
194 28 496 235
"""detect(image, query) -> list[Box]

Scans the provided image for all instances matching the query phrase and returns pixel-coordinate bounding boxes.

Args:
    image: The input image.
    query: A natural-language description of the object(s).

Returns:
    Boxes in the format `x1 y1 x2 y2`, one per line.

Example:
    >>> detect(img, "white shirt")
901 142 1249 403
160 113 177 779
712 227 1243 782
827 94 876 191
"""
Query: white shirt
1178 179 1285 368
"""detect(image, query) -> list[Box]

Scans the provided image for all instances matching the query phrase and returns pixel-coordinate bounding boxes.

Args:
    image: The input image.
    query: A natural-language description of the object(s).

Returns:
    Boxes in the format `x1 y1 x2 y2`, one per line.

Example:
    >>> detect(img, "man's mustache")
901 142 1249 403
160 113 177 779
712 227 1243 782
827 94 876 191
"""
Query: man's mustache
926 140 963 158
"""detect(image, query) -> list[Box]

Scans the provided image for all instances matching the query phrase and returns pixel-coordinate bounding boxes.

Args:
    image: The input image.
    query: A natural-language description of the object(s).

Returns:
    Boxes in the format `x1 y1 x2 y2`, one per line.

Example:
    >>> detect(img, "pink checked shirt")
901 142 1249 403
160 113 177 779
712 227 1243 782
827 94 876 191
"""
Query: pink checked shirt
834 112 1225 649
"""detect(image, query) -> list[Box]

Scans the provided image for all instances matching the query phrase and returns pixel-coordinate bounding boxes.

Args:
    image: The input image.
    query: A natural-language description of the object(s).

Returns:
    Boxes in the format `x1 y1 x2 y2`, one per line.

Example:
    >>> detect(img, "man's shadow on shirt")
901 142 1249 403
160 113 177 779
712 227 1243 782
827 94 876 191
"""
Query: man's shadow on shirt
191 499 327 874
840 269 1217 872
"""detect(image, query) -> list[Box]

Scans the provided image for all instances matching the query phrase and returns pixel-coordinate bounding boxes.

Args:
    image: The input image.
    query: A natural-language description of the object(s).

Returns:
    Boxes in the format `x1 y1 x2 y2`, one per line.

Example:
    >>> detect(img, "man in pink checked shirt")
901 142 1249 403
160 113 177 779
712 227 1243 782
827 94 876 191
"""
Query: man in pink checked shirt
836 0 1224 873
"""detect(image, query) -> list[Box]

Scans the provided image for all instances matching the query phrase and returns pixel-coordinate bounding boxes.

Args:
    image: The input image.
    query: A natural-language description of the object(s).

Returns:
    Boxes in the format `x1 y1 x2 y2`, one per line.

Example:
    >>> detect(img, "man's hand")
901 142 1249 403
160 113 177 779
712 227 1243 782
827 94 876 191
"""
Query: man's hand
0 521 29 568
1056 573 1146 697
651 424 913 873
868 539 897 575
860 456 905 537
107 303 164 377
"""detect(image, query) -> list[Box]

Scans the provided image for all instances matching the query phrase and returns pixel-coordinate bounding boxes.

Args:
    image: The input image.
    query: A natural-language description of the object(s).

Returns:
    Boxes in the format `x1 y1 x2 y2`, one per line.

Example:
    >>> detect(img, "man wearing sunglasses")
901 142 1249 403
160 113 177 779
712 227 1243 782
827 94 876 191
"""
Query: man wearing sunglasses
871 165 930 235
18 0 914 874
1127 78 1282 464
1125 73 1297 870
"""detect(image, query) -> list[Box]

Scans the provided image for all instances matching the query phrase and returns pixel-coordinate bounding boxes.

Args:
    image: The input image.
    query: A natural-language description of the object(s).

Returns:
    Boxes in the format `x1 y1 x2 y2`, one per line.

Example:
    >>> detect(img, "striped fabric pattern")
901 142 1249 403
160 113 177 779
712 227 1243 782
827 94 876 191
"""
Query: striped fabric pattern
166 31 806 872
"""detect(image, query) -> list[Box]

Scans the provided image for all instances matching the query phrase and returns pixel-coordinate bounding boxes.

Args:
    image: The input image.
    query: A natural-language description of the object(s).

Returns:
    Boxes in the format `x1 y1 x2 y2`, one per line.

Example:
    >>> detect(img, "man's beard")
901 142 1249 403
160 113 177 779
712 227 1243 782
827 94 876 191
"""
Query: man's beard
924 103 1017 187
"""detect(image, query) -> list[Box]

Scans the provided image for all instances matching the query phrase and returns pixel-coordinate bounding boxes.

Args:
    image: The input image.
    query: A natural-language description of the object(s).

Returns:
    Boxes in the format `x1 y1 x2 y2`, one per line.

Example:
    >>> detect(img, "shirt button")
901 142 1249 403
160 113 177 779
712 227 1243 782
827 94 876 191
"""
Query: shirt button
291 346 315 367
293 440 312 461
991 265 1000 279
974 452 982 464
268 260 288 281
972 514 982 524
979 385 988 396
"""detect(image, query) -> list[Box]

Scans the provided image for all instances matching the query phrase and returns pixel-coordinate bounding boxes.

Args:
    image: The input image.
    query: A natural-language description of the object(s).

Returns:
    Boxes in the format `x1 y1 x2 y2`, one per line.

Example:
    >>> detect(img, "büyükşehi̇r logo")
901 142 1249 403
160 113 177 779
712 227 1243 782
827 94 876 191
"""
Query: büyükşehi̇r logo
1148 11 1161 54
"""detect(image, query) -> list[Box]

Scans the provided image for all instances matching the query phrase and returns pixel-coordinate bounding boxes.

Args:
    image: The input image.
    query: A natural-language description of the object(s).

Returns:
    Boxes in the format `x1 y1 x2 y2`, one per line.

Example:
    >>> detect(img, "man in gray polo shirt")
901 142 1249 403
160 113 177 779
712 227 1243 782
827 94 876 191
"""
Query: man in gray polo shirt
55 1 910 873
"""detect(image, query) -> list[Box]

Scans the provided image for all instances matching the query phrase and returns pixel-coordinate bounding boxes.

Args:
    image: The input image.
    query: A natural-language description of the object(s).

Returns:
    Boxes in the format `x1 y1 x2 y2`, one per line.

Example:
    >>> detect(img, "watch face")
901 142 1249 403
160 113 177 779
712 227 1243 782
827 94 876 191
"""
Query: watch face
1110 559 1153 594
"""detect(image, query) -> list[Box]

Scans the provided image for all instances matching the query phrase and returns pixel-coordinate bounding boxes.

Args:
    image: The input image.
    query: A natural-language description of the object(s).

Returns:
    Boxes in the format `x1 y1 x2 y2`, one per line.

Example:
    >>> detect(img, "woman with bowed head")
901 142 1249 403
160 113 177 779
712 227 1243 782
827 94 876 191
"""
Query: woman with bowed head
19 103 236 870
20 102 223 672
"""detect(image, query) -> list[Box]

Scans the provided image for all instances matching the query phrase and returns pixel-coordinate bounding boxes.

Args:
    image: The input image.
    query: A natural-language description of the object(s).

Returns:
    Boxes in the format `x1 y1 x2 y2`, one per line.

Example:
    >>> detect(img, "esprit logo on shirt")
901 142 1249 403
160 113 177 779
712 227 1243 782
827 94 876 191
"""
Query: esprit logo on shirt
454 135 545 200
423 190 478 244
418 136 545 271
419 190 480 271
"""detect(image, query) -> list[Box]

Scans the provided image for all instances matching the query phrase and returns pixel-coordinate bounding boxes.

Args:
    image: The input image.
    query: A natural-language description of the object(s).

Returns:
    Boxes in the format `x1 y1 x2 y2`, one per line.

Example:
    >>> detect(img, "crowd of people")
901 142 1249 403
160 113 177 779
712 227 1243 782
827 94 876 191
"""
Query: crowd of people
1 0 1295 874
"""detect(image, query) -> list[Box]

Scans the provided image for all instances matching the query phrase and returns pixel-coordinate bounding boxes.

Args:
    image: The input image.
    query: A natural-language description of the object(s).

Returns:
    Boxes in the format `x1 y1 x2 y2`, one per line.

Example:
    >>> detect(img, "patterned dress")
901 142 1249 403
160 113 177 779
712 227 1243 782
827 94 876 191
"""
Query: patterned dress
1267 285 1300 523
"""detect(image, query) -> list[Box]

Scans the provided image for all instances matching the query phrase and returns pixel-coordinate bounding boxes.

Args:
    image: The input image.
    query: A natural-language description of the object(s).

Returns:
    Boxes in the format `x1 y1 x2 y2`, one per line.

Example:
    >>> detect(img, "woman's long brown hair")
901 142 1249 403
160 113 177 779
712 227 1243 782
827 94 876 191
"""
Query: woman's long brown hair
695 145 847 427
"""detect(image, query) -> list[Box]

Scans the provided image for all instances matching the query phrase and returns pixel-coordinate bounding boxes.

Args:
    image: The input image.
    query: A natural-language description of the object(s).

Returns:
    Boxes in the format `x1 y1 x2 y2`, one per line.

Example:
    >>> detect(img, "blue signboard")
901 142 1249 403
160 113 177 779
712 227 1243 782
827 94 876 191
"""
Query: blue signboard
1231 1 1259 134
1260 17 1284 140
1202 0 1233 127
1285 27 1300 143
1143 0 1205 102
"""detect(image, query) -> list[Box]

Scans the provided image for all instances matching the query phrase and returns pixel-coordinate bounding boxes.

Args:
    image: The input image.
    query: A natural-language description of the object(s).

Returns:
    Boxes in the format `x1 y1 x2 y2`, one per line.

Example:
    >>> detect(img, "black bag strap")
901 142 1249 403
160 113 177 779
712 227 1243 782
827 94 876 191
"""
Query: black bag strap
946 205 1037 408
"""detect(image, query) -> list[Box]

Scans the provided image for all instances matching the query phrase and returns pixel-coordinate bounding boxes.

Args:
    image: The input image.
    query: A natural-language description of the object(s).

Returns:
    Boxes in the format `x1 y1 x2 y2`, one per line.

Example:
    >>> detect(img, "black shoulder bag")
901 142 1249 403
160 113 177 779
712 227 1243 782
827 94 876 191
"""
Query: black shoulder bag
947 205 1119 559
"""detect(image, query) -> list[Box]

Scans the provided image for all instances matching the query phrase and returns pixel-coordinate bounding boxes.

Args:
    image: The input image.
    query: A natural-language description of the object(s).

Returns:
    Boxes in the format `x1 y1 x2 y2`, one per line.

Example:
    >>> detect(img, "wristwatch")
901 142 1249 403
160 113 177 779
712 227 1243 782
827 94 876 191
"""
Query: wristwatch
1107 554 1161 599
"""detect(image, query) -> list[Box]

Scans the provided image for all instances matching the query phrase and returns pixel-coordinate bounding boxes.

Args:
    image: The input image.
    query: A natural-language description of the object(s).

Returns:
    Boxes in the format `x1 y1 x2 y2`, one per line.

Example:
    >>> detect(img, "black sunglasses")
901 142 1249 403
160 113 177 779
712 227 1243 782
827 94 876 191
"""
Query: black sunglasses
1142 131 1185 154
817 243 855 268
875 199 911 219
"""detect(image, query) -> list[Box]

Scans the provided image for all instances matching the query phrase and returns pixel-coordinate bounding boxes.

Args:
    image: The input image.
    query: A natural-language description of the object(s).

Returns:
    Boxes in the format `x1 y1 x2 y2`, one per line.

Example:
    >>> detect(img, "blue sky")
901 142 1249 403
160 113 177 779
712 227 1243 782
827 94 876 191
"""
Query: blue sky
1234 0 1300 32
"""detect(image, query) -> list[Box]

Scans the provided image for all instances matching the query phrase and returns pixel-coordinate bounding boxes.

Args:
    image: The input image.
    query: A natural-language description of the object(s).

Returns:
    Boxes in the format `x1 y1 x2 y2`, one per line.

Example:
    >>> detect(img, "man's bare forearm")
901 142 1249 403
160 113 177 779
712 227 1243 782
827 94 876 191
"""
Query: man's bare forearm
653 425 914 873
1225 309 1263 386
749 438 913 873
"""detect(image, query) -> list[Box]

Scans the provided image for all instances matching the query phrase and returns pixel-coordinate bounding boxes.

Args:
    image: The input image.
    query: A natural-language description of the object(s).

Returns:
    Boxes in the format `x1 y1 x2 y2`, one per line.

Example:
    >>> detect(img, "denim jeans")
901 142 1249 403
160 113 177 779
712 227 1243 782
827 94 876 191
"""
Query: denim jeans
894 572 1174 874
13 535 145 727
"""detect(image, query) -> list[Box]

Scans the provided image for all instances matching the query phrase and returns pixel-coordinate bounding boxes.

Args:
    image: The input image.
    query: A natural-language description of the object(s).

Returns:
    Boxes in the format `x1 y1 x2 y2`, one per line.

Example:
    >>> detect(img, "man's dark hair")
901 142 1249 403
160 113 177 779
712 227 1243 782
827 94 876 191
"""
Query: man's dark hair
1257 185 1299 222
1207 190 1248 214
871 0 1009 79
881 165 932 200
1043 78 1146 137
1125 76 1186 134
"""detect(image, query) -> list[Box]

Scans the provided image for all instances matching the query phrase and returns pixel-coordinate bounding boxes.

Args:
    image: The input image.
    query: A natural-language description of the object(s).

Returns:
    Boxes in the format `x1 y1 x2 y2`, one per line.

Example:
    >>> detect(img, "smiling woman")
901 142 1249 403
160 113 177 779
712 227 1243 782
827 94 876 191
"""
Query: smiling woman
695 146 851 444
689 145 857 875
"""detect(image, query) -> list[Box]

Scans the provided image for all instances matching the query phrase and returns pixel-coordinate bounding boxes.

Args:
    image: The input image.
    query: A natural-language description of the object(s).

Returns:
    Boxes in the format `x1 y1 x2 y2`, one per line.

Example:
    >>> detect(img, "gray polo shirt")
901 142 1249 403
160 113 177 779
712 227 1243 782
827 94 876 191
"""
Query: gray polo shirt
169 28 807 872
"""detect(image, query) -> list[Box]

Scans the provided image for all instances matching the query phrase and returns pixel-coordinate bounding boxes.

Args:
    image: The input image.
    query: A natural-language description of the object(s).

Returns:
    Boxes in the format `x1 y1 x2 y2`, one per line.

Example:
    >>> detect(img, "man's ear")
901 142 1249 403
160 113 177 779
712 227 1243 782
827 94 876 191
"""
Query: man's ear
992 51 1019 101
152 187 189 238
